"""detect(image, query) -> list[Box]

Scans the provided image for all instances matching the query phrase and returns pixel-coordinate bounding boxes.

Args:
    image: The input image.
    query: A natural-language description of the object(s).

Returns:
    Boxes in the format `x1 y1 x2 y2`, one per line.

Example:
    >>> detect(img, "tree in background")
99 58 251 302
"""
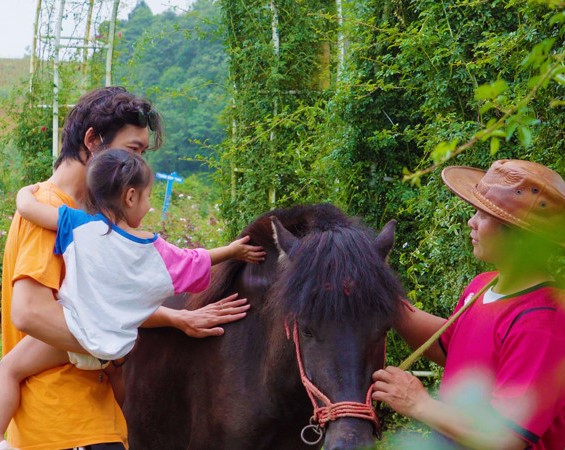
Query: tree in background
218 0 564 378
110 0 229 175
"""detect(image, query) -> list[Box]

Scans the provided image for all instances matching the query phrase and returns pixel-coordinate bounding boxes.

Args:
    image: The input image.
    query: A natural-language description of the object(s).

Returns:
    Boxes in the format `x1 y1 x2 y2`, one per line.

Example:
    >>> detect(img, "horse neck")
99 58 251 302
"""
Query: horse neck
236 258 308 402
259 315 305 400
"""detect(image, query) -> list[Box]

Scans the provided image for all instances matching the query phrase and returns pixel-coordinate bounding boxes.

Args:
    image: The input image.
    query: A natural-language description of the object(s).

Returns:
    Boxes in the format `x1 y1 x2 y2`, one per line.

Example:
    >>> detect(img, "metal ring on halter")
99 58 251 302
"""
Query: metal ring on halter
300 419 325 446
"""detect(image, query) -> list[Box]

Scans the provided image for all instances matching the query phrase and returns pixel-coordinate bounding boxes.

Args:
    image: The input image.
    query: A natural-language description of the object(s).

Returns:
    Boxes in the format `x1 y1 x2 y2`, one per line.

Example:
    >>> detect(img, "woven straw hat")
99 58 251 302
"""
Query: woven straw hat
441 159 565 246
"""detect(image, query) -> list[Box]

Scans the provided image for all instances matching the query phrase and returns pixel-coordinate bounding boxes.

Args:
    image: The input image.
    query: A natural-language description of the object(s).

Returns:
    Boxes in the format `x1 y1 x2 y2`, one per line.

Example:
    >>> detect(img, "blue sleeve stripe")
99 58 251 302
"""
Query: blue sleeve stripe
54 205 93 255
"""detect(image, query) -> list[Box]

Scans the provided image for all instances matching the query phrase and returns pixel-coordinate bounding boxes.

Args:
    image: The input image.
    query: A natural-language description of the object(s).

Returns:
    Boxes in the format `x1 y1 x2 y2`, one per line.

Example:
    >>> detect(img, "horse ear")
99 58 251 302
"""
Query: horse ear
270 216 298 259
375 219 397 260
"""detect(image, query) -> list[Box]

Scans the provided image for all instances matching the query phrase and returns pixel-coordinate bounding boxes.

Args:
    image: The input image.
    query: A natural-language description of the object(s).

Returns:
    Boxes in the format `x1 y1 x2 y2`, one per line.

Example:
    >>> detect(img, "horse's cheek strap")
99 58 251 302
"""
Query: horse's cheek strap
286 321 380 434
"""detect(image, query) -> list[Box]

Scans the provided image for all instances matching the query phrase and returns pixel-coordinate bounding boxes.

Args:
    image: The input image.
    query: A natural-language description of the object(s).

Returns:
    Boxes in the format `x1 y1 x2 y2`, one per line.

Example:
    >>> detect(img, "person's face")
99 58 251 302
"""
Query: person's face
126 182 153 229
108 125 150 155
467 210 510 264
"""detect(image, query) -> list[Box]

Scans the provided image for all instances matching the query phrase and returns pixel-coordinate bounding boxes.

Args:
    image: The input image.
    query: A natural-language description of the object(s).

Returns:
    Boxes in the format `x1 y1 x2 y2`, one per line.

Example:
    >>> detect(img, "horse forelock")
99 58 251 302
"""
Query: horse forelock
268 222 404 326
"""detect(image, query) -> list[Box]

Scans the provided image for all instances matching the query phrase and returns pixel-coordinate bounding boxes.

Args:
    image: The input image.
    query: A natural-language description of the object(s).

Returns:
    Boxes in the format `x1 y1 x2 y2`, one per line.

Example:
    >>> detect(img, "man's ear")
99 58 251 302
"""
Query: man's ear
84 127 103 152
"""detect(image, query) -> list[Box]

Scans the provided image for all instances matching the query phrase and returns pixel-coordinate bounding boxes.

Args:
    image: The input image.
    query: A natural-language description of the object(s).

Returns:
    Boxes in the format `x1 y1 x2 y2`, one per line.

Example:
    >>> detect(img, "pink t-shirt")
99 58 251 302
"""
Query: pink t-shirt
440 272 565 449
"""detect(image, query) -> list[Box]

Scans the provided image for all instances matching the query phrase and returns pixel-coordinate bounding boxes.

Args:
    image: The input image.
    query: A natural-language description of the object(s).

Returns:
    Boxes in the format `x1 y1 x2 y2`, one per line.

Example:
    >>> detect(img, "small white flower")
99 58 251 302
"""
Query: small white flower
149 208 155 213
178 193 185 198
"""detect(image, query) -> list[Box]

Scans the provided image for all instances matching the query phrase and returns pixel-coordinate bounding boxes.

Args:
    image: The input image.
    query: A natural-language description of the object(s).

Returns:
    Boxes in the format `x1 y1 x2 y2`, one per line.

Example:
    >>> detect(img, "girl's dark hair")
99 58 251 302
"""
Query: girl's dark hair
55 86 163 169
86 148 153 226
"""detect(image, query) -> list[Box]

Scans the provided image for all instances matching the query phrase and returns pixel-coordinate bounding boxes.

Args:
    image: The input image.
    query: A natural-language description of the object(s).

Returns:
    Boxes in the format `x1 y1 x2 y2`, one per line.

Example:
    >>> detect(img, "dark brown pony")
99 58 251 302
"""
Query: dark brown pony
123 204 404 450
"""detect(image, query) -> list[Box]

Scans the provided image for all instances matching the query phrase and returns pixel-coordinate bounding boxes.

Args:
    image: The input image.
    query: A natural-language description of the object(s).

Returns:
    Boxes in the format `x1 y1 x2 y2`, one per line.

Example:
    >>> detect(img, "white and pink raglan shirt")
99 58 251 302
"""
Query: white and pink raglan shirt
54 205 211 361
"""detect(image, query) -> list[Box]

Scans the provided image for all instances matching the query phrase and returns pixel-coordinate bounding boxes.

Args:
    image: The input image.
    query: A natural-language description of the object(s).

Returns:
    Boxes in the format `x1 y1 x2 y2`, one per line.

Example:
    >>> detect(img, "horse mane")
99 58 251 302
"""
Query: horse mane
269 210 403 326
189 204 404 328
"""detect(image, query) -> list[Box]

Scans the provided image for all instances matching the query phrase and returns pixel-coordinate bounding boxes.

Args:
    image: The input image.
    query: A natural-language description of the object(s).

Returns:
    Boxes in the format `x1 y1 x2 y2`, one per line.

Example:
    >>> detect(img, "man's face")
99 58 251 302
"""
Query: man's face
108 124 150 155
467 210 509 264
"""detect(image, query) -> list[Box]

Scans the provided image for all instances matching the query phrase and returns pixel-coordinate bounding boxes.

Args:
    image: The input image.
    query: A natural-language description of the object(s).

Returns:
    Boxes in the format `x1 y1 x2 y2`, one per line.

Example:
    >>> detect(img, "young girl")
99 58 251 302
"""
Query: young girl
0 148 265 446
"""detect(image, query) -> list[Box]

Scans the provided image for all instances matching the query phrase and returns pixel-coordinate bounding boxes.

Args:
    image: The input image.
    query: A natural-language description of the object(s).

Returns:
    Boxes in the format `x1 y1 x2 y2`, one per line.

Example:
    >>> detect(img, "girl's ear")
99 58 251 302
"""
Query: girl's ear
84 127 103 152
123 187 136 208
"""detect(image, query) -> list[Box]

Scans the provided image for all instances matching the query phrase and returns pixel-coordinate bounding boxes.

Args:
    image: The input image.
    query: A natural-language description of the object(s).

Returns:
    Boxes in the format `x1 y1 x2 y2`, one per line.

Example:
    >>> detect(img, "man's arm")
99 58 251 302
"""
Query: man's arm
372 366 528 450
16 184 59 231
11 278 85 352
394 300 448 366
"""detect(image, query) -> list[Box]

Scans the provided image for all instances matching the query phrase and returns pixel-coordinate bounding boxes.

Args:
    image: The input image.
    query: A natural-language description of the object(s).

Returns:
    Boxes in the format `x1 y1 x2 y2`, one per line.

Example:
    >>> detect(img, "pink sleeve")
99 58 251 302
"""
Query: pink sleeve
153 237 211 294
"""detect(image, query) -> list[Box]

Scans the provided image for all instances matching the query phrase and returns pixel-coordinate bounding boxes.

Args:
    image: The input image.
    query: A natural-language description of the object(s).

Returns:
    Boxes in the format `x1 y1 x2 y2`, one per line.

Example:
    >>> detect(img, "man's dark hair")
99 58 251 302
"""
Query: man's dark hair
55 86 163 169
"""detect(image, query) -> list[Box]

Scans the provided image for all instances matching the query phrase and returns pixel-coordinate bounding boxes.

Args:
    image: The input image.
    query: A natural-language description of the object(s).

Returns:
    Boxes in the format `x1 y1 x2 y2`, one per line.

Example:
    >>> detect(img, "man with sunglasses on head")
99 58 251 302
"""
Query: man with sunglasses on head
1 87 250 450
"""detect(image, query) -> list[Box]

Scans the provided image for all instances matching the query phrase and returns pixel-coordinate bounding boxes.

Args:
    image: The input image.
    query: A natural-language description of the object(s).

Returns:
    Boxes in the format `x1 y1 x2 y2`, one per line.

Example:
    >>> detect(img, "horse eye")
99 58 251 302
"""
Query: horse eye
300 328 314 338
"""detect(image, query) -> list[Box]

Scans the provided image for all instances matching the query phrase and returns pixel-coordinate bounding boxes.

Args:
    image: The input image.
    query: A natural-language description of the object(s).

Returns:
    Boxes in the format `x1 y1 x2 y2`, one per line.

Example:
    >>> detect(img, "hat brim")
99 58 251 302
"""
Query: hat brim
441 165 505 221
442 164 565 247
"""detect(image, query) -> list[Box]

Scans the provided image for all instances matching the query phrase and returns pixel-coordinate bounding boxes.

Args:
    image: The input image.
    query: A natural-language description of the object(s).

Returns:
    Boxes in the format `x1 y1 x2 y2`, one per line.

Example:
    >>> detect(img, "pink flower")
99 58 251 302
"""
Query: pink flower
40 126 47 132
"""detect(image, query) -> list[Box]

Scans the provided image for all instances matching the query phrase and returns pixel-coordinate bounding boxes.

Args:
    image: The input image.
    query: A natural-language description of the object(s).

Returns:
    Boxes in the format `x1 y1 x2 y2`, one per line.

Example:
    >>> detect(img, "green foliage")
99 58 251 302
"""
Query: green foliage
109 0 229 176
218 0 565 434
0 2 564 438
217 0 341 235
143 172 226 248
1 81 52 184
11 101 53 183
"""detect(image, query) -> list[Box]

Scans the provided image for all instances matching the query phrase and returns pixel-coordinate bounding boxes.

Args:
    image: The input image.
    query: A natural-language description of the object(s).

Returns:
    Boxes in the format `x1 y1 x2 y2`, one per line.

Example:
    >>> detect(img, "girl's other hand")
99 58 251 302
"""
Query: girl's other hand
229 235 266 263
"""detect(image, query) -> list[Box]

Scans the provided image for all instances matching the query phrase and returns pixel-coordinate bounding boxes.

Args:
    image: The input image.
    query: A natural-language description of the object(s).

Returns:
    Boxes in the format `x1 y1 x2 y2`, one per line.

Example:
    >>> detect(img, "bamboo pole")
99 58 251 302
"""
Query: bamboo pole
52 0 66 162
105 0 120 86
336 0 344 78
82 0 95 92
269 0 279 205
29 0 42 95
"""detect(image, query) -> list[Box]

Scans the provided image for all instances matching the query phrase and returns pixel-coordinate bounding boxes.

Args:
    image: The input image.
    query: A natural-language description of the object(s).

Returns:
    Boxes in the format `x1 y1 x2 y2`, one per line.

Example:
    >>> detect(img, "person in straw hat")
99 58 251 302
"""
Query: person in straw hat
372 159 565 449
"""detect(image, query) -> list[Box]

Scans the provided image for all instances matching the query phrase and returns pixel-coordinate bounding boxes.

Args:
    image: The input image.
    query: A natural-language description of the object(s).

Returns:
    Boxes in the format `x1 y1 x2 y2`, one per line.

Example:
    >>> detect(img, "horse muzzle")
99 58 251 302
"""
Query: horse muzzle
323 416 378 450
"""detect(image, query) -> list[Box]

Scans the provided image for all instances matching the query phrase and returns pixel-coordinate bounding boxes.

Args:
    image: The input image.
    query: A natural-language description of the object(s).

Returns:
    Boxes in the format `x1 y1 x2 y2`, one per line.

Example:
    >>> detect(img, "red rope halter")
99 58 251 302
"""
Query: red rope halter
285 321 380 438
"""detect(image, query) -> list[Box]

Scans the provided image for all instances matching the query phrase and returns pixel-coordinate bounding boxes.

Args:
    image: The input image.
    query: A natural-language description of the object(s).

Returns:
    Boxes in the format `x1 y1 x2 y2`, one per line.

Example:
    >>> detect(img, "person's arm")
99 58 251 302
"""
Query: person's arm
10 278 85 353
141 293 251 338
372 367 528 450
16 184 59 231
207 236 265 265
394 300 448 366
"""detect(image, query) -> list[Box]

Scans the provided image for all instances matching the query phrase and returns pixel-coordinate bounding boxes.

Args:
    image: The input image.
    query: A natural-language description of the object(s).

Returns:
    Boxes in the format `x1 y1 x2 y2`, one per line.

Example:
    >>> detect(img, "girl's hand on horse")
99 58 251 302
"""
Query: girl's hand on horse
172 293 251 338
371 366 431 419
229 236 266 263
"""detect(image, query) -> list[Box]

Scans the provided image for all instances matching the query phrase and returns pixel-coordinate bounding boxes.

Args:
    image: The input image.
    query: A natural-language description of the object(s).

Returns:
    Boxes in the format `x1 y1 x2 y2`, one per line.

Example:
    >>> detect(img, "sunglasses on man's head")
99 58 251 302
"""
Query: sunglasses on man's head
137 109 158 131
